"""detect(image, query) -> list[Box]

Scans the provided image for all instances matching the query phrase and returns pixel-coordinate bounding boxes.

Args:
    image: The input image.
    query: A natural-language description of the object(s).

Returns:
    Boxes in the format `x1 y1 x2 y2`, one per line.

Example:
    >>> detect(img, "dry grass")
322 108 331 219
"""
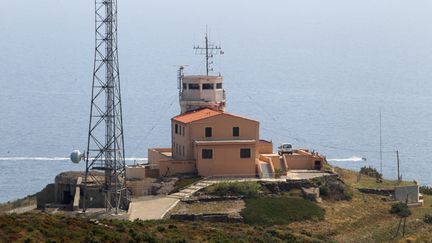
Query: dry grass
170 200 245 216
286 168 432 242
335 167 415 189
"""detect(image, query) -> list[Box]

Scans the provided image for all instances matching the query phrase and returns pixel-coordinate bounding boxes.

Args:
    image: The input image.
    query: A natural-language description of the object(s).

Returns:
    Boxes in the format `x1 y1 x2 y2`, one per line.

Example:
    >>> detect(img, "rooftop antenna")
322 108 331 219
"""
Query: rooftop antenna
193 26 223 76
80 0 128 214
175 65 189 99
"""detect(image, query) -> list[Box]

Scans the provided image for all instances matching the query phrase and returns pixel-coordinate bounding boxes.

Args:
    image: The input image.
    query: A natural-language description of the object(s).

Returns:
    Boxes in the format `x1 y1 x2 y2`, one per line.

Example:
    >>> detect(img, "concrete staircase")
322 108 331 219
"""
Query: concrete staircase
167 180 216 200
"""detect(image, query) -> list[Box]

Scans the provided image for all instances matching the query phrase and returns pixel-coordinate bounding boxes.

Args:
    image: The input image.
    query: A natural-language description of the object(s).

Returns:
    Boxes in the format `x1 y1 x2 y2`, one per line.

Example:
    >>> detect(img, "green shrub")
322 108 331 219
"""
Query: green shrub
207 181 261 197
424 214 432 224
360 166 382 180
389 202 411 217
420 186 432 195
274 168 284 178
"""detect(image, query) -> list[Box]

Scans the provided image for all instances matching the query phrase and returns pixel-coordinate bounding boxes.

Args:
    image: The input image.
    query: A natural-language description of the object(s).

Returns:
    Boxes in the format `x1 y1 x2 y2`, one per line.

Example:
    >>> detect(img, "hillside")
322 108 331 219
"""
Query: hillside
1 168 432 242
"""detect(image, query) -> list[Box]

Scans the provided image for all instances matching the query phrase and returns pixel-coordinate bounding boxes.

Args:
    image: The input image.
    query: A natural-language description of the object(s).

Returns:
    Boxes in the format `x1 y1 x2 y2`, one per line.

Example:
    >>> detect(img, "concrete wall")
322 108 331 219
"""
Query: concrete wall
126 165 147 180
180 75 225 113
196 142 256 177
284 150 325 170
258 140 273 154
36 183 55 209
394 185 420 204
159 160 196 177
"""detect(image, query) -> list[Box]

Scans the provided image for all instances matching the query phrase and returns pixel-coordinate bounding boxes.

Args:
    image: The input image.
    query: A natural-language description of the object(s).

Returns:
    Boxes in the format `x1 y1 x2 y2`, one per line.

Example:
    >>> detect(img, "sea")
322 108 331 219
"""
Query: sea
1 0 432 203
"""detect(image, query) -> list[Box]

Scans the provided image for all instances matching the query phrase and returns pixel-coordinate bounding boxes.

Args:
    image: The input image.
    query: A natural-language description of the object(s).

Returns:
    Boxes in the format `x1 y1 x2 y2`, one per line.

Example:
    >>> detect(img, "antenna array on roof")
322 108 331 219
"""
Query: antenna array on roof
193 29 224 76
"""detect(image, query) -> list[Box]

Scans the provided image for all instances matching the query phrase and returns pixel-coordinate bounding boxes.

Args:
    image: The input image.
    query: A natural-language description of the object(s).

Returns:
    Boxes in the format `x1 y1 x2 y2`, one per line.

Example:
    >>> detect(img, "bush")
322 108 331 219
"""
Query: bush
360 166 382 180
207 181 261 198
424 214 432 224
241 196 325 226
420 186 432 195
389 202 411 217
274 168 285 178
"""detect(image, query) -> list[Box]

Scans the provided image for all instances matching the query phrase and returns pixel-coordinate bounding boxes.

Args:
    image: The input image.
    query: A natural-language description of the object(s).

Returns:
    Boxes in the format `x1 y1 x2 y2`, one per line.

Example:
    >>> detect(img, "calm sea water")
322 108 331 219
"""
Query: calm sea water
1 0 432 203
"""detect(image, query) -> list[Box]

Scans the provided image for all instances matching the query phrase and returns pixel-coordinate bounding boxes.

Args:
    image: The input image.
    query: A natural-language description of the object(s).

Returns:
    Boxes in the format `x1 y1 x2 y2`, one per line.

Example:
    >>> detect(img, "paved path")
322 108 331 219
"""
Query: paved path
5 205 36 214
128 180 217 221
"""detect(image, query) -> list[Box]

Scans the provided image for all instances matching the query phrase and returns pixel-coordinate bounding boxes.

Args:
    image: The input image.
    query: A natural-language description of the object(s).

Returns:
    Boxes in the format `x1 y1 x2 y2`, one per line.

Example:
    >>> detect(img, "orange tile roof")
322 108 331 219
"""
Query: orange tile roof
172 108 223 124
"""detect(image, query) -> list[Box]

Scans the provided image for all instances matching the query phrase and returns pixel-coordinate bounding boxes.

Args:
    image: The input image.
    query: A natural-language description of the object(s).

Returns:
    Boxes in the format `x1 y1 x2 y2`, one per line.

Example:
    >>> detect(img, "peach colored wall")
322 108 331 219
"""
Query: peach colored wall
148 148 172 165
195 143 256 177
158 160 197 177
173 113 259 163
261 154 281 170
284 154 324 170
258 140 273 154
171 122 191 160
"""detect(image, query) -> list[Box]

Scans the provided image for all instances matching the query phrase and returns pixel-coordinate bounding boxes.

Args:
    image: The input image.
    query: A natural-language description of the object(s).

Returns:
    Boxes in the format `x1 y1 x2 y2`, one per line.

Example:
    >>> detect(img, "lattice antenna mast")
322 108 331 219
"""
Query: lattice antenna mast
84 0 127 214
193 30 223 76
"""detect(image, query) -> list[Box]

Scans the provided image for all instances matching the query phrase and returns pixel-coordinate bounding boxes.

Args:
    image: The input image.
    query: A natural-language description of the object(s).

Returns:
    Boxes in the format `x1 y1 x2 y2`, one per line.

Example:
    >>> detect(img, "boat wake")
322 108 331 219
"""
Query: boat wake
327 156 366 162
0 157 148 161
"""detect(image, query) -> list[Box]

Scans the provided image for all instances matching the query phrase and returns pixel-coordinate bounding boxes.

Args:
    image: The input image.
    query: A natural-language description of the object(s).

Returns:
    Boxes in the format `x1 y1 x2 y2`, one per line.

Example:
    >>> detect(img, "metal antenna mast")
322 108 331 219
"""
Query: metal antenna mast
84 0 127 214
193 29 223 76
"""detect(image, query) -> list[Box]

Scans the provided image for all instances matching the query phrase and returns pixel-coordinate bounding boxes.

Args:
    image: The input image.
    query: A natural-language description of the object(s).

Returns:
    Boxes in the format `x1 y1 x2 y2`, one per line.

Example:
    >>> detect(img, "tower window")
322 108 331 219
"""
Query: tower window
175 124 178 134
205 127 212 137
240 148 251 158
202 83 214 90
216 83 222 89
182 83 187 89
233 127 240 137
202 149 213 159
188 83 200 90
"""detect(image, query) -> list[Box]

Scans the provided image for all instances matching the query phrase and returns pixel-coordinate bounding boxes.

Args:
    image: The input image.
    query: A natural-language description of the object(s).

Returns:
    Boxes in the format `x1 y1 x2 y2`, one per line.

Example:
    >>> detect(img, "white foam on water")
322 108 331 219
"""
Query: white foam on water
327 156 366 162
0 157 148 161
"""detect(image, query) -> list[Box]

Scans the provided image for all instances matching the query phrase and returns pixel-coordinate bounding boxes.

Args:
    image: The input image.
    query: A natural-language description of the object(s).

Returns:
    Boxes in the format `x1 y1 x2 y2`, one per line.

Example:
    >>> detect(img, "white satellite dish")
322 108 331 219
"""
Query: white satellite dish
70 150 85 164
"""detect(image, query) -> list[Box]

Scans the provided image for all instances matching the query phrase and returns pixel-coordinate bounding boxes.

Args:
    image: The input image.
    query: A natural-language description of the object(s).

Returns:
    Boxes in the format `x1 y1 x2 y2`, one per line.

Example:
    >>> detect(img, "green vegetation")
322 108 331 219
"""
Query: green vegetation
241 196 325 226
390 202 411 217
360 166 382 180
173 176 202 192
424 214 432 224
420 186 432 195
206 181 261 198
274 168 284 178
0 213 320 242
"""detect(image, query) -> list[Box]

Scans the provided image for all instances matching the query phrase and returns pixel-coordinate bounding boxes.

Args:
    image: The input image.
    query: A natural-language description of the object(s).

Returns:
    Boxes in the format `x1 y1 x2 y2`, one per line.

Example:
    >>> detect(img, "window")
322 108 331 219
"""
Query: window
216 83 222 89
188 83 200 90
233 127 240 137
205 127 212 137
182 146 185 156
240 148 251 158
182 127 185 136
202 149 213 159
182 83 187 90
202 83 214 90
175 124 178 134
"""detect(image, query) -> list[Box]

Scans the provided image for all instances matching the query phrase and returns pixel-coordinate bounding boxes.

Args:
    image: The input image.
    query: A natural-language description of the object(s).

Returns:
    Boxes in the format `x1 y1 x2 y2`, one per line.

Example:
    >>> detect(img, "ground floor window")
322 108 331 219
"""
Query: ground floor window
240 148 251 158
202 149 213 159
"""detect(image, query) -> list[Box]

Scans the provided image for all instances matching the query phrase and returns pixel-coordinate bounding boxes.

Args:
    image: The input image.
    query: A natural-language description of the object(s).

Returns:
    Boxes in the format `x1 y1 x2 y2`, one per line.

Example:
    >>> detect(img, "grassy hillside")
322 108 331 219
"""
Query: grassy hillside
1 168 432 242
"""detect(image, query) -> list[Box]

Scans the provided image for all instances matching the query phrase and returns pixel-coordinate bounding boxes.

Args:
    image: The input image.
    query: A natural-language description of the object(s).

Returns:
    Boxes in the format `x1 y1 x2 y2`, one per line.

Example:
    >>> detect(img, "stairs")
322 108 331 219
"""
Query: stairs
167 180 216 199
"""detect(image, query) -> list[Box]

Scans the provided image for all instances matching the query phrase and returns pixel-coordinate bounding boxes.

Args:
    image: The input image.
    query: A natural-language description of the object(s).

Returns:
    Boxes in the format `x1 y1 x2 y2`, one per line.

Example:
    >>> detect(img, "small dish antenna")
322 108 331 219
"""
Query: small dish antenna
70 150 85 164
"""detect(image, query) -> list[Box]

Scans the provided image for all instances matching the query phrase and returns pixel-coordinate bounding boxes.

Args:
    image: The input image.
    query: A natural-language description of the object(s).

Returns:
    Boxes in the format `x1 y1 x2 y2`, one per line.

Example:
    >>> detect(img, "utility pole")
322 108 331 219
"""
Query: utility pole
379 109 383 175
396 150 401 183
